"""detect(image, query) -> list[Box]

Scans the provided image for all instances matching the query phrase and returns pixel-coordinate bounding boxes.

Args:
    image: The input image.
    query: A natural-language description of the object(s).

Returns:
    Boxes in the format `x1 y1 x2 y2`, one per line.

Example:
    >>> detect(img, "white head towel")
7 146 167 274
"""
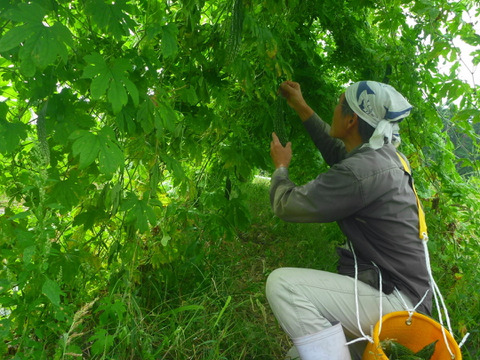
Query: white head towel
345 81 412 149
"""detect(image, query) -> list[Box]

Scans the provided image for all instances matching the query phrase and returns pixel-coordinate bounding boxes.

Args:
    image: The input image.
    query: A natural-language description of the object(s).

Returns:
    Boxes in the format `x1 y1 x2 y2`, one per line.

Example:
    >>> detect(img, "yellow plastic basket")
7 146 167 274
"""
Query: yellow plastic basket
362 311 462 360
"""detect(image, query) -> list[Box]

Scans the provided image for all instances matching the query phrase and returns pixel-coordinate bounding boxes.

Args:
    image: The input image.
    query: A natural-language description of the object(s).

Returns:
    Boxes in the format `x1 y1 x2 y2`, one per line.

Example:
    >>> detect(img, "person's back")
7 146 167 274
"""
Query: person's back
335 144 431 314
267 80 432 360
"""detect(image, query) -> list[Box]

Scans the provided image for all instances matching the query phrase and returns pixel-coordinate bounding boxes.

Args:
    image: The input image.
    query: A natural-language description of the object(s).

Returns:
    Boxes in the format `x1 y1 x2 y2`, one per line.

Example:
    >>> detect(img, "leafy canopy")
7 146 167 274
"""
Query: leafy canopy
0 0 479 358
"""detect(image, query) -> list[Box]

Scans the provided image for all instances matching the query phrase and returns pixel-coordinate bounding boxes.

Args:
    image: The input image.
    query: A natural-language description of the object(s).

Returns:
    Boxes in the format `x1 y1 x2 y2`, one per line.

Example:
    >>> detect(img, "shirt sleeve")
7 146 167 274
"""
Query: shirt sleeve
270 163 365 223
303 113 347 166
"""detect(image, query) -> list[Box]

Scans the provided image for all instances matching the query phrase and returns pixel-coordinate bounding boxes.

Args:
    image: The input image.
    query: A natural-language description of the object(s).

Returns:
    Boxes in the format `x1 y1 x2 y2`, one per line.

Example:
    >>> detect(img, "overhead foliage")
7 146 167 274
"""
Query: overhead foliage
0 0 479 358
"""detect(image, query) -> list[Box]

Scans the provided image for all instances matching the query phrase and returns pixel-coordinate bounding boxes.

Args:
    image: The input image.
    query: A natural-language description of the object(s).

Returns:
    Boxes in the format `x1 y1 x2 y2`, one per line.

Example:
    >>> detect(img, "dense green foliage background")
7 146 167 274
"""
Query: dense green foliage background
0 0 479 359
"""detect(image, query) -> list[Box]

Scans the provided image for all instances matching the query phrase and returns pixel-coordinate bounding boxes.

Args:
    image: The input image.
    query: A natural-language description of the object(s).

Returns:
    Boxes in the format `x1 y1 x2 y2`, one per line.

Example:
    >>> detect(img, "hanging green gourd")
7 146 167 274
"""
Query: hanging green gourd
274 96 288 146
227 0 244 64
36 101 50 165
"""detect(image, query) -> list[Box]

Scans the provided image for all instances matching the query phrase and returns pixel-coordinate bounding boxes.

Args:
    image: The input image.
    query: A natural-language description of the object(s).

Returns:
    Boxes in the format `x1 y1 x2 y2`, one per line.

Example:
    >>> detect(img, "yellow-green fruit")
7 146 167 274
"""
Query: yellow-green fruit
414 340 437 360
381 339 414 359
274 97 288 146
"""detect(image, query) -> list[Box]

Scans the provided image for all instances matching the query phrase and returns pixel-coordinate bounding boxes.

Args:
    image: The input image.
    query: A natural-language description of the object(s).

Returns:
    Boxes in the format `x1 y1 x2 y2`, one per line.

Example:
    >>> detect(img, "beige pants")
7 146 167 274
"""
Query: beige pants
266 267 414 359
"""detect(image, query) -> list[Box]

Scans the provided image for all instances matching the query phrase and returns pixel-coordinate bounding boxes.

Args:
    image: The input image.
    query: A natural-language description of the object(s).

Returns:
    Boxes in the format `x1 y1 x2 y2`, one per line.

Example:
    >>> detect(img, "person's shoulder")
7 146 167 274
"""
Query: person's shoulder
340 145 399 179
348 143 399 162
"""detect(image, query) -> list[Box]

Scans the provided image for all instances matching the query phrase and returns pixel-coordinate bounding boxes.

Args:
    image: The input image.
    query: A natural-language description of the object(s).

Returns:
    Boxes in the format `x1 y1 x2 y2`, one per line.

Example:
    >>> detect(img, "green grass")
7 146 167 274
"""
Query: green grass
127 178 340 359
45 178 478 360
155 177 479 360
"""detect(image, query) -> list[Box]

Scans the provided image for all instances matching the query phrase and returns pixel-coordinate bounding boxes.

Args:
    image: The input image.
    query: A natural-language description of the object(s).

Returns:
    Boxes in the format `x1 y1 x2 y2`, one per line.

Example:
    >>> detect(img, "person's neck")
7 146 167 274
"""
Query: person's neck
343 136 363 152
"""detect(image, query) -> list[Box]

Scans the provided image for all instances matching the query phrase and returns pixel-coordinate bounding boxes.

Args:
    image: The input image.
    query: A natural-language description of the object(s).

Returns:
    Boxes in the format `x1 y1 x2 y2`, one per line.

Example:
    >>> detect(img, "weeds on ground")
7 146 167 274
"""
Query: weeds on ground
8 177 477 359
138 178 340 359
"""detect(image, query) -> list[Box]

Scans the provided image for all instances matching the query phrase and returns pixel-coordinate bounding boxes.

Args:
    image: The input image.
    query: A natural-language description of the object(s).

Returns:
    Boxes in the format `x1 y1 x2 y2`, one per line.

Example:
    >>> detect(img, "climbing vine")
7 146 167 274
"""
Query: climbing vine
0 0 478 358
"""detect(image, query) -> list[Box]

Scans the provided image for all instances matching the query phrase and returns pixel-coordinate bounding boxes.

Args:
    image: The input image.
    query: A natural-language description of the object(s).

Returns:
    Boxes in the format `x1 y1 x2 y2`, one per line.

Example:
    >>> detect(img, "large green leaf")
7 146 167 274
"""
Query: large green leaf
1 2 46 23
70 128 124 176
89 329 115 355
0 24 36 52
70 130 100 169
121 193 156 233
42 278 63 307
85 0 136 39
107 76 129 114
98 127 124 177
162 23 179 58
48 178 84 211
83 53 139 113
0 119 28 154
0 3 73 73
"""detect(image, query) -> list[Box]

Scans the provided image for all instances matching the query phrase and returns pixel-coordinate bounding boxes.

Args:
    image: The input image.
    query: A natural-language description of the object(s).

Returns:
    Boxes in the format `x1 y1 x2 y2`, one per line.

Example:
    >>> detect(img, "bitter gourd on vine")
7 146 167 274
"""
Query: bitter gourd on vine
36 101 50 165
274 96 288 146
226 0 244 64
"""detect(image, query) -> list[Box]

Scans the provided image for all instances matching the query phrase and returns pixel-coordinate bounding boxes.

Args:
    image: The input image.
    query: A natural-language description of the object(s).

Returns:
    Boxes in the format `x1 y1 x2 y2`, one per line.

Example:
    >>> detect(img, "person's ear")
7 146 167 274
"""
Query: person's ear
347 113 358 128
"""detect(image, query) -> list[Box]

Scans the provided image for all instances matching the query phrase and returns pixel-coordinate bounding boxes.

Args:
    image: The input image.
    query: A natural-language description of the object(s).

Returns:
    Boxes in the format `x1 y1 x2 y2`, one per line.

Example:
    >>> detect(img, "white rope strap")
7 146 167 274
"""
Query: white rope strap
346 234 471 355
422 233 473 358
395 287 430 322
396 152 470 355
458 332 471 348
345 246 378 346
421 234 455 358
345 153 471 355
372 262 384 337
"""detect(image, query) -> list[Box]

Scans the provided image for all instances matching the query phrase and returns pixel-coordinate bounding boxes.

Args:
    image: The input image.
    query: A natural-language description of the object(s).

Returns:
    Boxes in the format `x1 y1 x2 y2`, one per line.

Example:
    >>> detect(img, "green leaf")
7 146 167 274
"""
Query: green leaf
0 24 34 52
2 2 47 23
161 153 186 185
48 178 84 210
97 297 127 324
0 279 10 295
85 0 135 39
0 319 11 342
70 130 101 169
82 52 109 79
20 54 36 77
115 108 137 134
121 194 156 232
137 99 156 133
90 71 111 99
107 76 128 114
0 102 7 118
50 22 74 62
0 119 28 154
83 53 111 99
180 87 198 105
83 53 139 113
98 127 124 177
73 207 103 229
23 245 36 264
89 329 114 355
2 21 73 71
161 234 171 246
162 23 179 58
42 278 62 307
122 77 139 107
158 102 177 132
25 27 59 68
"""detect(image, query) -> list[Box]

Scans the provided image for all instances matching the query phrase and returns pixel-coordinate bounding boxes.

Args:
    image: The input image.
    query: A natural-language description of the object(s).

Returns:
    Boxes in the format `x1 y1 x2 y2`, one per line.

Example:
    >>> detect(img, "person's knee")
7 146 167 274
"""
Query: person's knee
266 267 291 304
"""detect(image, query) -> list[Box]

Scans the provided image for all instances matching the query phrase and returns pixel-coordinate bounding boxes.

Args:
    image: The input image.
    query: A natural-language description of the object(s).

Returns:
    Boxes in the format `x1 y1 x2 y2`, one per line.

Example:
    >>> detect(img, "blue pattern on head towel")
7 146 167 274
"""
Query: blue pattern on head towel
356 82 375 112
384 105 413 120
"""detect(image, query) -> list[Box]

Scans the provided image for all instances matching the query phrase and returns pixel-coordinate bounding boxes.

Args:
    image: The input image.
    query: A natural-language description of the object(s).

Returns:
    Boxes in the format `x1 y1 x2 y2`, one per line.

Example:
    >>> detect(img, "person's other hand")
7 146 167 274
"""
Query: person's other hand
270 132 292 169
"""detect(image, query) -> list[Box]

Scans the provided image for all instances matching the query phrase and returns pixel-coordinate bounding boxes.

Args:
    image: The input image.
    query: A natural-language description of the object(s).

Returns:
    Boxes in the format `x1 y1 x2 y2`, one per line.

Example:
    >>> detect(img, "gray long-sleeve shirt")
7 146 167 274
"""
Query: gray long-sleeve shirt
270 113 432 314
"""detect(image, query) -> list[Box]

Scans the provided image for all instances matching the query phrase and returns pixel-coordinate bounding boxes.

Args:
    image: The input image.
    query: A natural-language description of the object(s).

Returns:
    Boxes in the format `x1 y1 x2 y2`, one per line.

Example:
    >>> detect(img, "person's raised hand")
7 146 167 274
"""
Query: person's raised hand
278 81 314 121
278 81 302 104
